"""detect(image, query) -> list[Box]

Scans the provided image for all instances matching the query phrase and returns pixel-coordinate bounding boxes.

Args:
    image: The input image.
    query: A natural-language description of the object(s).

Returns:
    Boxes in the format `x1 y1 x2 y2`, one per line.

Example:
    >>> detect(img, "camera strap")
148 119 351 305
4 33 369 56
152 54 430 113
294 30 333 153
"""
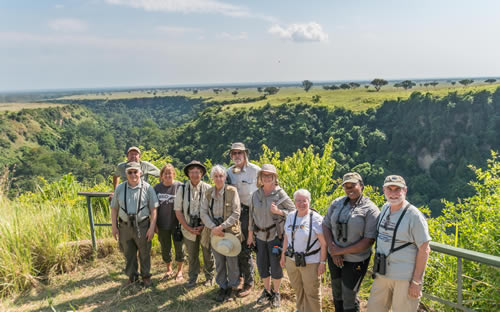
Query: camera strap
186 183 202 218
290 211 320 256
123 181 143 216
209 188 226 224
375 203 412 255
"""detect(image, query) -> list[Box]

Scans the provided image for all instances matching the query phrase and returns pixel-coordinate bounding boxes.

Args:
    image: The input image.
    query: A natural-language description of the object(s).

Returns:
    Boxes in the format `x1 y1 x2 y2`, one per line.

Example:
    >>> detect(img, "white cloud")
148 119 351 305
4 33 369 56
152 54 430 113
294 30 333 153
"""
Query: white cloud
48 18 87 32
106 0 251 17
216 32 248 40
156 25 202 35
269 22 328 43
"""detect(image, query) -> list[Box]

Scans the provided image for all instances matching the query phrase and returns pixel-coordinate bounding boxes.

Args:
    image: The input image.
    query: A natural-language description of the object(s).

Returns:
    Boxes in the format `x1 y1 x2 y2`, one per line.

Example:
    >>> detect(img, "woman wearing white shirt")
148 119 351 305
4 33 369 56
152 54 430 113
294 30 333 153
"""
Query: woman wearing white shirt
280 189 327 312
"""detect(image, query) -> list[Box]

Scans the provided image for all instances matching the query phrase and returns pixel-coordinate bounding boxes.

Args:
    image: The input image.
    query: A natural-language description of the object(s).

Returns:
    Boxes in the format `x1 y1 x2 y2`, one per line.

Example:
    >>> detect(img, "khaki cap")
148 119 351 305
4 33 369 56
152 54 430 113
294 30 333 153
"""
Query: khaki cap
127 146 141 154
125 162 141 172
383 175 406 188
342 172 363 185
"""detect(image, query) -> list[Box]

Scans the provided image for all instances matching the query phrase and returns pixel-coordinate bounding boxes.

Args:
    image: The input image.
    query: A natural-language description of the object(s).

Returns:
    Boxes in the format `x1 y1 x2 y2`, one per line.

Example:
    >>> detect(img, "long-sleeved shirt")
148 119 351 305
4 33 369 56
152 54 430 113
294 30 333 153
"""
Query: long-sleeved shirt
200 185 241 230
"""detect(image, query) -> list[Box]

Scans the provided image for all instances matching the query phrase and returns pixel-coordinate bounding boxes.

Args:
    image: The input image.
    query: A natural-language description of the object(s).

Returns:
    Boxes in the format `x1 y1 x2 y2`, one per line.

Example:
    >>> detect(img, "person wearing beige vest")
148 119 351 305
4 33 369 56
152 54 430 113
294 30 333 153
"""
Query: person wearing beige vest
201 165 242 303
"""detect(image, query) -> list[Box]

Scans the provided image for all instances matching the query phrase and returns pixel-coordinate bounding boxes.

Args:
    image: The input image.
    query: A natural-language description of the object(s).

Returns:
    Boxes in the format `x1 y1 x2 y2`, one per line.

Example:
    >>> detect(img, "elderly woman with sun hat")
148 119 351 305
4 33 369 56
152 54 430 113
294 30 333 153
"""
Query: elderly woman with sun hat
200 165 242 303
247 164 295 308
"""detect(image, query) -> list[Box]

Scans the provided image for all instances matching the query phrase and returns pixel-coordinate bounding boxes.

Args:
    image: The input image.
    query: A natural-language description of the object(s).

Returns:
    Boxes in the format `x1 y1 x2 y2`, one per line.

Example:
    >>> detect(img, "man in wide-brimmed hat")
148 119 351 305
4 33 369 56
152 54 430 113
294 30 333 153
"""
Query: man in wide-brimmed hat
110 162 159 288
174 160 214 288
226 142 260 297
367 175 431 312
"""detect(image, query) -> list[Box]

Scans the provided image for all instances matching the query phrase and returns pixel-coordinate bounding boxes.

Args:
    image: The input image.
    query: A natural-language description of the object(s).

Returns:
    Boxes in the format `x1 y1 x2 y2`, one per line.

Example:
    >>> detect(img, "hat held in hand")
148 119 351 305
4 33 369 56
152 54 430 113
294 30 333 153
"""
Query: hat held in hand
211 233 241 257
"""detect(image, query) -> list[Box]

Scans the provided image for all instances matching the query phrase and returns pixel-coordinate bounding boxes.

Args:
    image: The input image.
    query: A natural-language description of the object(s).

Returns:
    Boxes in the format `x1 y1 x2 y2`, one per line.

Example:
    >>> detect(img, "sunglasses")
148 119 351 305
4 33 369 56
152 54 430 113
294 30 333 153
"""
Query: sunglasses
127 170 139 175
231 151 244 155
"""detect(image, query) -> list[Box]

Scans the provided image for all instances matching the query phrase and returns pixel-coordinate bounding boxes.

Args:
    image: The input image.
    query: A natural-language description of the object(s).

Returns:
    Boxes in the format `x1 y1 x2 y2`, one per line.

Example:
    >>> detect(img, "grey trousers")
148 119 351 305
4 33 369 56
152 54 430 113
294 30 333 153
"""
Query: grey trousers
183 236 214 283
213 249 240 289
157 228 185 263
119 220 151 280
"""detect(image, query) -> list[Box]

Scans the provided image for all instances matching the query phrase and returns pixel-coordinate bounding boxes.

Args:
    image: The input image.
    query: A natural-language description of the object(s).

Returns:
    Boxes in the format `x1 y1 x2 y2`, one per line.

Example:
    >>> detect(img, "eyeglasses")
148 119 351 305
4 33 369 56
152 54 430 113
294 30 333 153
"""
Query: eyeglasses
127 170 138 175
261 173 274 178
231 151 244 155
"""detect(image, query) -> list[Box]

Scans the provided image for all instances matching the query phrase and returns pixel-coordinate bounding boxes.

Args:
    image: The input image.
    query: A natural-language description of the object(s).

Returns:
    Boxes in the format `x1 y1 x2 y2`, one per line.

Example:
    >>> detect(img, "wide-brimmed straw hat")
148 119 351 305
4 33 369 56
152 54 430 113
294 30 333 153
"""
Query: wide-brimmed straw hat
183 160 207 177
229 142 250 155
211 233 241 257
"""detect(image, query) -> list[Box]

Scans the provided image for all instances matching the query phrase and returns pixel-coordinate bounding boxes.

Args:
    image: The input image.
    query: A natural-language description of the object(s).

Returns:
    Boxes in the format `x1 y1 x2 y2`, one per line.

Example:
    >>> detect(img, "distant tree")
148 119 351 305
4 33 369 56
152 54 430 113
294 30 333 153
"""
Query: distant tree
485 78 497 84
192 90 198 95
459 79 474 87
264 86 280 95
302 80 313 92
213 88 221 95
322 85 330 90
429 81 439 87
364 85 369 89
400 80 416 89
451 81 456 85
370 78 388 91
312 95 321 103
257 87 263 92
424 83 430 87
231 90 238 96
349 82 361 89
340 83 351 90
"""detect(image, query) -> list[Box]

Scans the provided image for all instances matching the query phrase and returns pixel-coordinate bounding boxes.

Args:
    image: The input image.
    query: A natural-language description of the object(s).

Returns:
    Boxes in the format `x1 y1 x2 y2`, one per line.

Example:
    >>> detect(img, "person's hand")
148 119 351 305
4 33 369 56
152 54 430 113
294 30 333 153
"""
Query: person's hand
318 263 326 276
212 225 224 237
112 225 119 241
194 225 204 235
270 202 282 216
247 234 254 247
146 226 155 241
280 254 286 268
408 281 422 299
332 255 344 267
108 193 114 202
329 244 344 256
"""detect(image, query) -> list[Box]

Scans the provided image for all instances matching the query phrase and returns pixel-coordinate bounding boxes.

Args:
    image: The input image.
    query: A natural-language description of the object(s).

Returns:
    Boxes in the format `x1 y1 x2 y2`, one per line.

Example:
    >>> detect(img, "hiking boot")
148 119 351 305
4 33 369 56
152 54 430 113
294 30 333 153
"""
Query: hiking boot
271 291 281 308
215 288 227 303
203 277 214 287
142 277 152 288
225 288 235 302
185 279 197 288
125 275 139 286
238 283 253 297
256 289 272 304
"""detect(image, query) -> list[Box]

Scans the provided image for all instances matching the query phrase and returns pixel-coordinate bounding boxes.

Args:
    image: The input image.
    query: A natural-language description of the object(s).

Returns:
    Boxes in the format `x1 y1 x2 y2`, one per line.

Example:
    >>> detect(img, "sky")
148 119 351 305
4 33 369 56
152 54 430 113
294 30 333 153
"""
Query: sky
1 0 500 91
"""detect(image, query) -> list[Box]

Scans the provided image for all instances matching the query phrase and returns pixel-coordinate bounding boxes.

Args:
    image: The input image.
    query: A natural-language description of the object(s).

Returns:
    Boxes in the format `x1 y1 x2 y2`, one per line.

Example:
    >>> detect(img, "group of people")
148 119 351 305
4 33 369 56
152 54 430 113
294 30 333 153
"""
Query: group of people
110 143 431 312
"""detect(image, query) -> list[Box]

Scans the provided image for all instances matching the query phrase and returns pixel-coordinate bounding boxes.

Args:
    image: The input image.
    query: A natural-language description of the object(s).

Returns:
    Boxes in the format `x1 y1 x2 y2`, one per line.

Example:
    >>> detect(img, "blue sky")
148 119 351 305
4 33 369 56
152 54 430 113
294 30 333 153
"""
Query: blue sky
1 0 499 91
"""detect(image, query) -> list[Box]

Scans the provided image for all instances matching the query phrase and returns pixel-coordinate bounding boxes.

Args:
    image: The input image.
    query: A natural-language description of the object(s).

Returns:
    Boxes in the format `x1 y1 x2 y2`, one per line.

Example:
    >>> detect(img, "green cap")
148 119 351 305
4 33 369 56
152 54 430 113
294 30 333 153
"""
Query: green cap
383 175 406 188
342 172 363 185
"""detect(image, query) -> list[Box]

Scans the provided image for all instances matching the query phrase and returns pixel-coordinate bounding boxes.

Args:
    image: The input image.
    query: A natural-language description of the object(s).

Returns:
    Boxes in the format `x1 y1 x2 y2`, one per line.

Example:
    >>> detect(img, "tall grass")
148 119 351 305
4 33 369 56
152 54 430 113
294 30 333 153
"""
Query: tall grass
0 174 111 297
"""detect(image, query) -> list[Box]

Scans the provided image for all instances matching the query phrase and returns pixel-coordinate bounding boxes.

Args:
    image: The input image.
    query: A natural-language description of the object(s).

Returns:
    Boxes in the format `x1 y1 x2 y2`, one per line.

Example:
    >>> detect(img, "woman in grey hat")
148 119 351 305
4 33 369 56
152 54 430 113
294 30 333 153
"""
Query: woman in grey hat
200 165 242 303
322 172 380 312
247 164 295 308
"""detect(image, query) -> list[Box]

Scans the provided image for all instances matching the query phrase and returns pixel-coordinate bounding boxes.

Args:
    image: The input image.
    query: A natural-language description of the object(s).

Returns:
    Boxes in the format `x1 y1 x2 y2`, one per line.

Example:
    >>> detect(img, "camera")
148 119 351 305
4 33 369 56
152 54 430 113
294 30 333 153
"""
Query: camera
213 217 224 226
372 253 386 276
272 245 282 257
285 246 294 257
294 252 307 267
336 222 348 242
188 215 202 228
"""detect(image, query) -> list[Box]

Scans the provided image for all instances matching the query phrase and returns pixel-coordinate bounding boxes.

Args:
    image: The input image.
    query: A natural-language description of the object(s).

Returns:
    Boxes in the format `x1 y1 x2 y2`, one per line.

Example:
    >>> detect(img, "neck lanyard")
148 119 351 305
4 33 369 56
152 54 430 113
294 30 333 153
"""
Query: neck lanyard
124 182 143 214
209 187 226 221
291 211 315 252
187 183 202 216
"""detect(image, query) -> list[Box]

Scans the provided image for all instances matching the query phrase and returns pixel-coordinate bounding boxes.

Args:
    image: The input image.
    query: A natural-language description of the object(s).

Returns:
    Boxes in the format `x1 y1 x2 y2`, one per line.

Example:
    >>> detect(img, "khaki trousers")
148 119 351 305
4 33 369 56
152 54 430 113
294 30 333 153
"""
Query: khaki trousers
183 235 214 283
367 274 420 312
118 220 151 280
285 257 321 312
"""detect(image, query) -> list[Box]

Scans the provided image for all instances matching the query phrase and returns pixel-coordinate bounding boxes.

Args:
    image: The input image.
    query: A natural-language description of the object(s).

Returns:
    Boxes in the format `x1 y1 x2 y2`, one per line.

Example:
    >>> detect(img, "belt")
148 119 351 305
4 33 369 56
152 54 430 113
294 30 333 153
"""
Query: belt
254 223 276 240
118 217 150 226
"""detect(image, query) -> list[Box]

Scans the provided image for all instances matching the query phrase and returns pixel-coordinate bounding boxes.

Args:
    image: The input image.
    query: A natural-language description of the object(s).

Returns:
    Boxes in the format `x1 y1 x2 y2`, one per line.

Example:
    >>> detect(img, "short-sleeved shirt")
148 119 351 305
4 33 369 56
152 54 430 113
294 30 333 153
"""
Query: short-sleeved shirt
323 195 380 262
248 187 296 242
114 161 160 183
154 181 182 230
226 162 260 207
111 181 159 223
173 180 211 242
285 210 324 264
375 201 432 281
200 185 241 230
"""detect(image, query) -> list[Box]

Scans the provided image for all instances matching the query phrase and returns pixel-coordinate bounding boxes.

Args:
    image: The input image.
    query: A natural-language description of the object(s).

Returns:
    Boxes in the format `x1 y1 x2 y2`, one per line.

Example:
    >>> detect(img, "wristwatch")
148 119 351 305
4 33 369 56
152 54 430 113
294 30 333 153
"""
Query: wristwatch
411 279 422 286
320 260 326 264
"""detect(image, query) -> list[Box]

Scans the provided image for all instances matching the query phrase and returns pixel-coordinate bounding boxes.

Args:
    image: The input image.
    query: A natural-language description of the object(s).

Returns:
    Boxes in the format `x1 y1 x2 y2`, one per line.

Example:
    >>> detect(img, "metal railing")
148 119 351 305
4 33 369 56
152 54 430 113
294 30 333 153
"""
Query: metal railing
424 241 500 312
77 191 113 251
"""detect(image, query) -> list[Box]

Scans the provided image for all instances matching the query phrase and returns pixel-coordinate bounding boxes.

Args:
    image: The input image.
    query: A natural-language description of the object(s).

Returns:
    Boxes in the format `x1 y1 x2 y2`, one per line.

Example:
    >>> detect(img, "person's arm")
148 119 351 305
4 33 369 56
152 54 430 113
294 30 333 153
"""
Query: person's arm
408 241 431 298
174 186 196 235
280 234 288 268
247 198 255 246
146 207 157 241
221 189 241 228
200 193 216 229
317 233 327 275
322 221 343 267
112 176 120 190
330 237 375 256
111 207 119 240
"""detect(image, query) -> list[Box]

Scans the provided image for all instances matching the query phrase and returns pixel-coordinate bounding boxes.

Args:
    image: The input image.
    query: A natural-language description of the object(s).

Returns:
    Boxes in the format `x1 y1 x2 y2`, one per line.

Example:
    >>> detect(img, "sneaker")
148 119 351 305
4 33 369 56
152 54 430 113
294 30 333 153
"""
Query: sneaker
256 289 272 304
203 278 214 287
215 288 227 303
271 291 281 308
238 283 253 297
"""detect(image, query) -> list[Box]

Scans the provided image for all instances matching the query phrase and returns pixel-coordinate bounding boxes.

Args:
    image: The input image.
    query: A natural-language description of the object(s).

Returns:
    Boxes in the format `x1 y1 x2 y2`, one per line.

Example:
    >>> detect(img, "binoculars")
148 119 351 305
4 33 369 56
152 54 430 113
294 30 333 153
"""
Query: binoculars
284 246 294 258
336 222 348 242
294 252 307 267
372 253 386 276
127 214 136 227
188 215 202 228
213 217 224 226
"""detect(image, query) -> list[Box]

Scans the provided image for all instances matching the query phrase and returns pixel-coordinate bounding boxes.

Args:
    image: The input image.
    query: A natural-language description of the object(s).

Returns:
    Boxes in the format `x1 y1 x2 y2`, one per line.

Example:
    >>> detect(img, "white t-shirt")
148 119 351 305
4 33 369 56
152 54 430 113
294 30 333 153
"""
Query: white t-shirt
284 210 323 264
